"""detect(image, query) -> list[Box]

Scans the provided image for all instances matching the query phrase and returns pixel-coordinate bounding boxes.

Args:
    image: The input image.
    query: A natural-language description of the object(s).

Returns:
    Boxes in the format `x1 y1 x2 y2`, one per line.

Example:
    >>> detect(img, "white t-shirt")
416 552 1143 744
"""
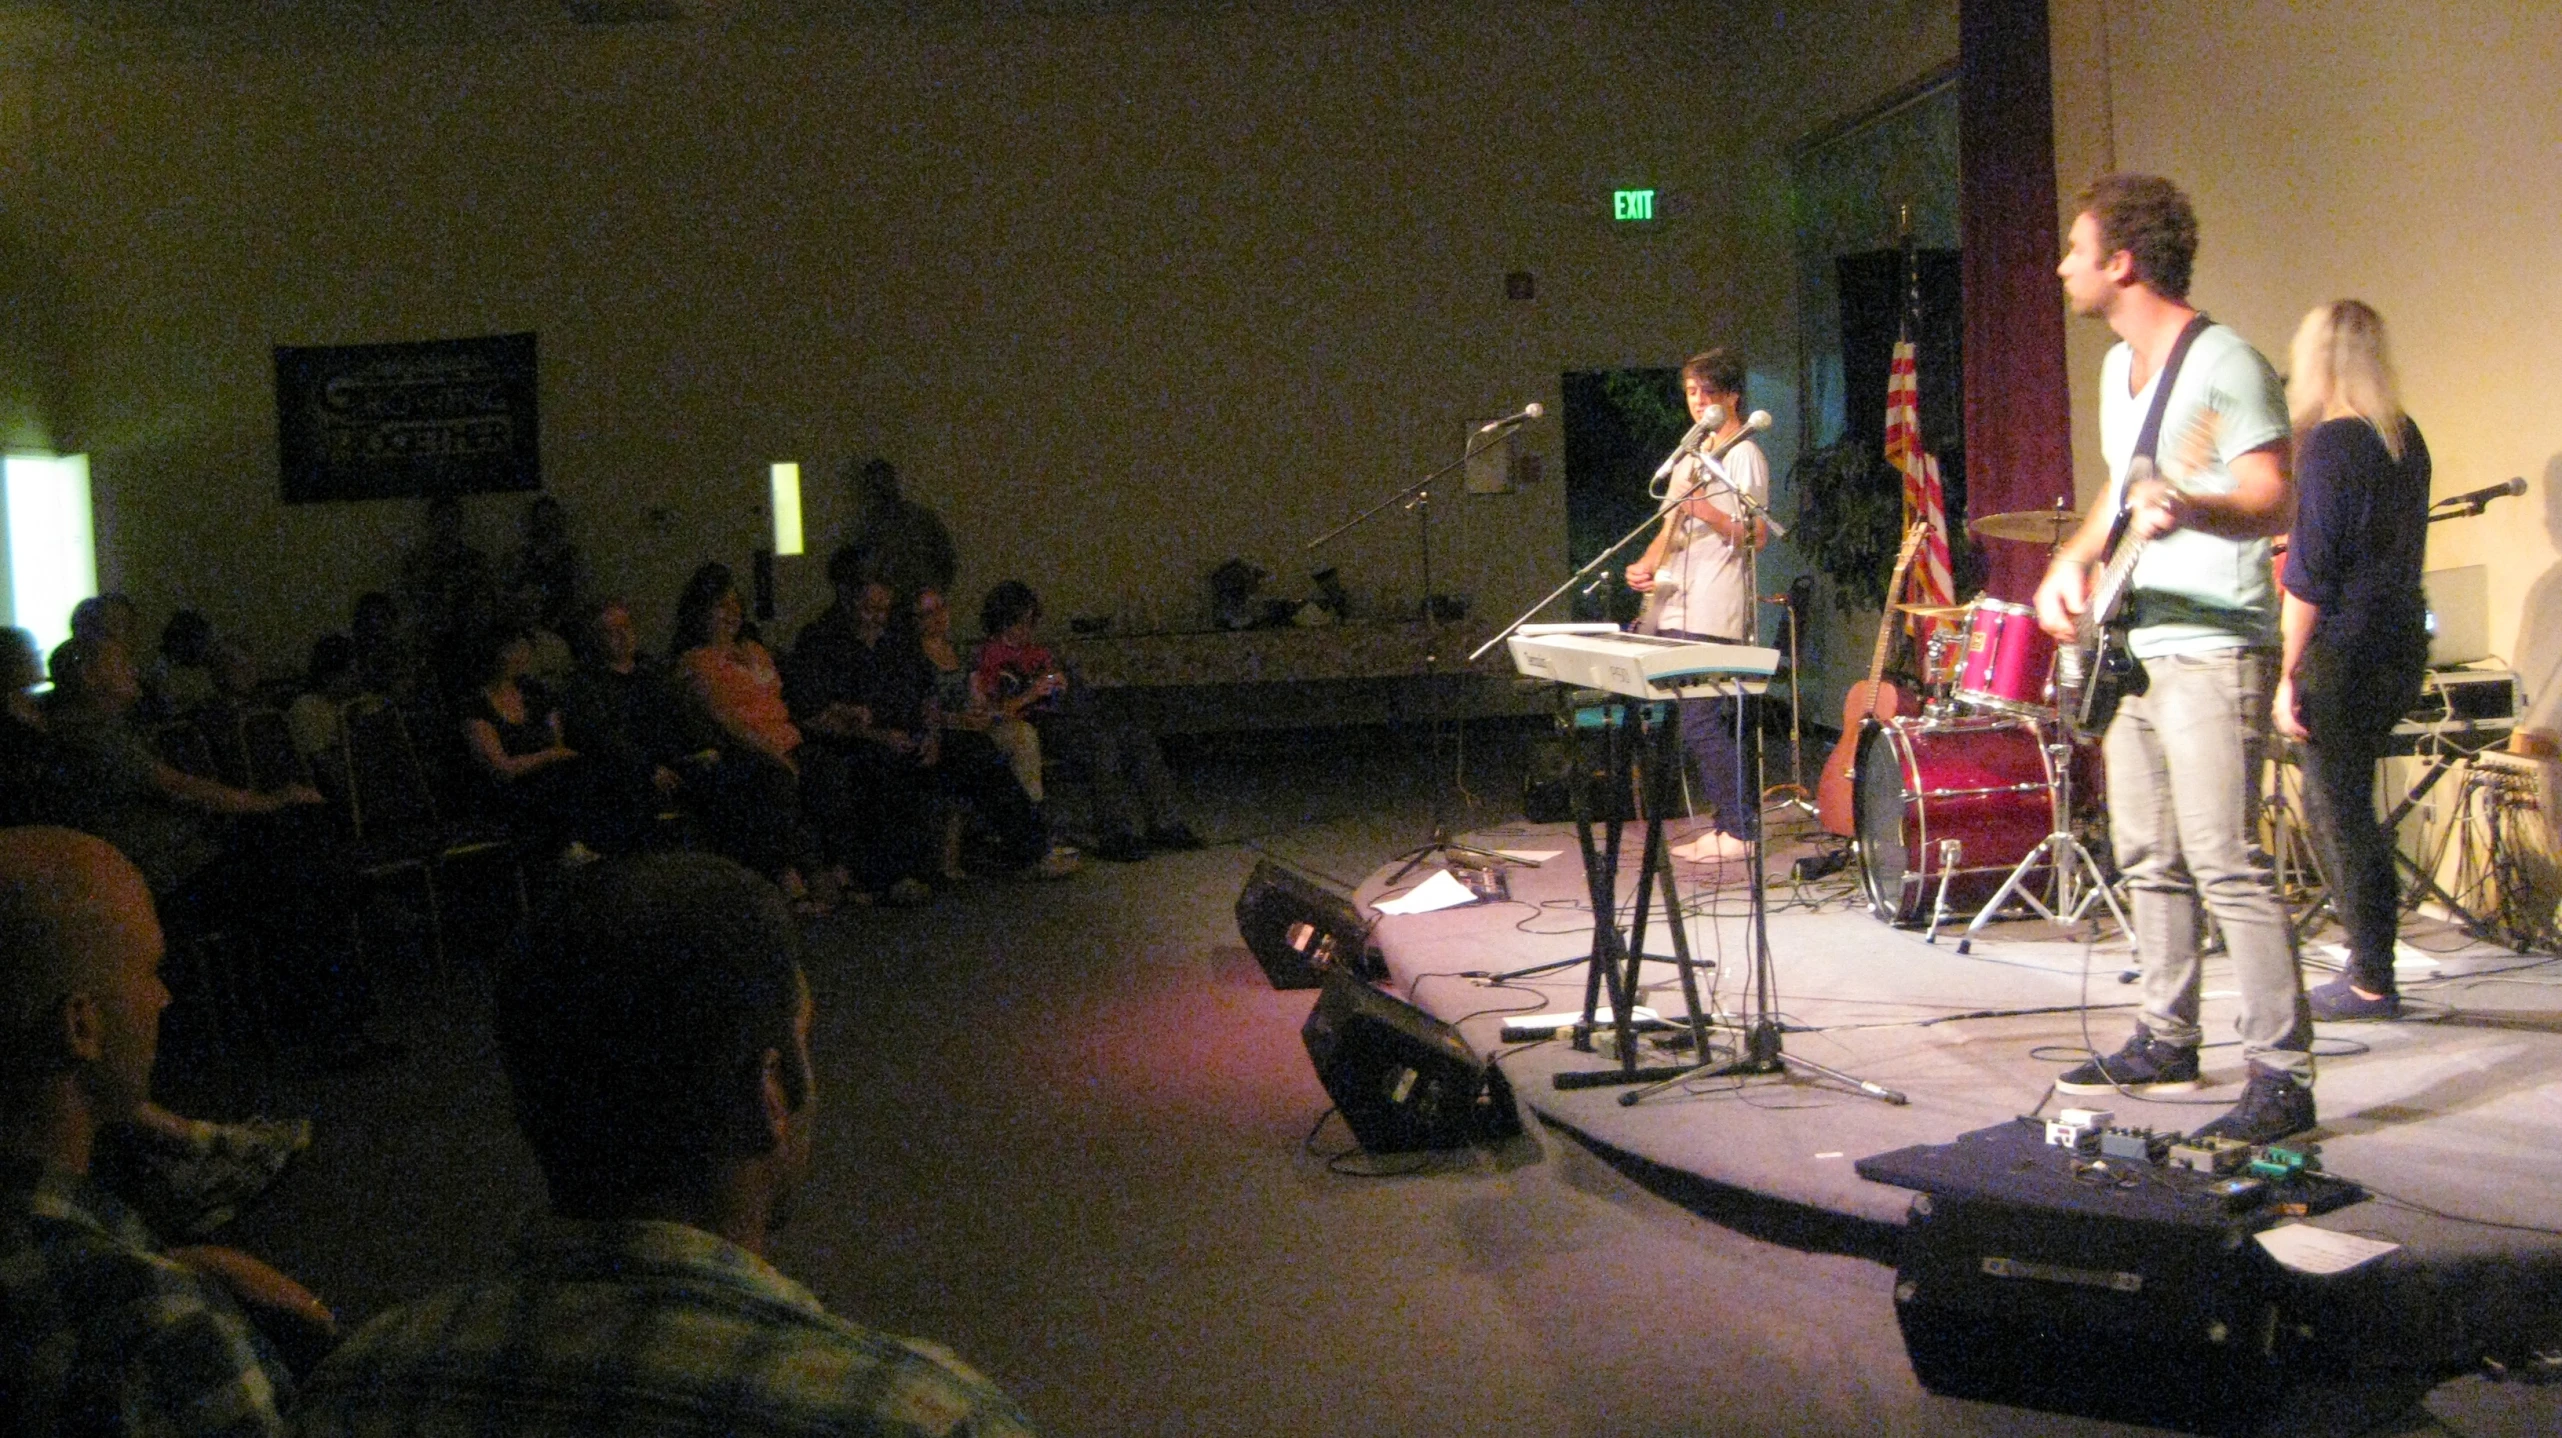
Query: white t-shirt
2096 323 2289 657
1650 440 1766 642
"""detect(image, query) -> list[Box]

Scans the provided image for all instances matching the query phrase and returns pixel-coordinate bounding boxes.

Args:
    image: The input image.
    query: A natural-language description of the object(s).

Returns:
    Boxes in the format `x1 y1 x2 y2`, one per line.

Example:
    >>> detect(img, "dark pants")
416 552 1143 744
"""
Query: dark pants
1665 629 1759 840
1037 690 1182 840
823 740 938 889
2295 639 2427 993
692 749 820 885
934 728 1048 867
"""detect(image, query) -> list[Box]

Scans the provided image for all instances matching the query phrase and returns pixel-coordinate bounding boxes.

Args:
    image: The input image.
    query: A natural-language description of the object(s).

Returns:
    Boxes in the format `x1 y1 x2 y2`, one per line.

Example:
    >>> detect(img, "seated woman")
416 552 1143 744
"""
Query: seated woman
915 586 1077 880
670 563 839 912
975 580 1200 862
458 625 644 864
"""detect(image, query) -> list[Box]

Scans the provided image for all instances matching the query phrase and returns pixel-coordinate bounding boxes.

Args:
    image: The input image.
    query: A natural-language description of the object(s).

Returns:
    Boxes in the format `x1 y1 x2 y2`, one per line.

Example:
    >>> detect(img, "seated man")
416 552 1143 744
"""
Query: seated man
291 853 1034 1436
561 597 704 831
40 636 372 1069
2 826 335 1436
786 552 945 905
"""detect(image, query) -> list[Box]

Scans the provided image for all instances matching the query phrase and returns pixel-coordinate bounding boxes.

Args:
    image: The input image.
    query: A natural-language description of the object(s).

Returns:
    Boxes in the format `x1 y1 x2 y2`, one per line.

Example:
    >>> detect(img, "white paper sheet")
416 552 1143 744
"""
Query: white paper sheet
1371 869 1480 915
2253 1222 2400 1275
1495 849 1563 863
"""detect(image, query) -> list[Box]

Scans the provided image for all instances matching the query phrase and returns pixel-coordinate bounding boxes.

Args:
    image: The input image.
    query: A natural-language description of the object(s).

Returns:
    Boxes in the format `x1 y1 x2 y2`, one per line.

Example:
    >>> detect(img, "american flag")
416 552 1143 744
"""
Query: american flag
1885 332 1955 622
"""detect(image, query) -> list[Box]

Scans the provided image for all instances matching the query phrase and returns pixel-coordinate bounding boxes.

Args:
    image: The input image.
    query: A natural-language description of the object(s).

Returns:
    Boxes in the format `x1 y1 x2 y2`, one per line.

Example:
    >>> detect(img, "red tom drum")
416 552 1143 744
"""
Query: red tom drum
1953 598 2058 717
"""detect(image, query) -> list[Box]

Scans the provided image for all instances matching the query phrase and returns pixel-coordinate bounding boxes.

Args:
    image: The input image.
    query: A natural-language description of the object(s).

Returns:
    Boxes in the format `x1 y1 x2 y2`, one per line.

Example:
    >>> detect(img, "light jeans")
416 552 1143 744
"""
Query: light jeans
2103 647 2313 1079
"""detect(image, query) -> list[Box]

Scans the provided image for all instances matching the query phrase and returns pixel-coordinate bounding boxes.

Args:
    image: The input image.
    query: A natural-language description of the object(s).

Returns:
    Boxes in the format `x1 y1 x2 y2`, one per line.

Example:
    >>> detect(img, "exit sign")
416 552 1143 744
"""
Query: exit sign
1613 189 1656 222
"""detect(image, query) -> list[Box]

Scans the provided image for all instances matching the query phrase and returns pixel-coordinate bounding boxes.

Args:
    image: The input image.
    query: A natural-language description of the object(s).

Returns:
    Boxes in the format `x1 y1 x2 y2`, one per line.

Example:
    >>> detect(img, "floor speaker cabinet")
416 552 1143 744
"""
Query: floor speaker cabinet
1893 1191 2295 1435
1300 970 1524 1154
1235 860 1382 990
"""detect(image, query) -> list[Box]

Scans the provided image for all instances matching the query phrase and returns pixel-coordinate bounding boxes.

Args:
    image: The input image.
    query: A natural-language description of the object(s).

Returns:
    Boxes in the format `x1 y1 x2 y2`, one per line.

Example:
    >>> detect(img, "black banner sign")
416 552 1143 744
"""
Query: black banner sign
275 332 541 503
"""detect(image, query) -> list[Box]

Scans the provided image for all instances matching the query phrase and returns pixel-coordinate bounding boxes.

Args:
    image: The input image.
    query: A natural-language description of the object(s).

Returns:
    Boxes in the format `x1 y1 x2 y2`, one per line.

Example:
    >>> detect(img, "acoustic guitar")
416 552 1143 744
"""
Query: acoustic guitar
1815 522 1930 837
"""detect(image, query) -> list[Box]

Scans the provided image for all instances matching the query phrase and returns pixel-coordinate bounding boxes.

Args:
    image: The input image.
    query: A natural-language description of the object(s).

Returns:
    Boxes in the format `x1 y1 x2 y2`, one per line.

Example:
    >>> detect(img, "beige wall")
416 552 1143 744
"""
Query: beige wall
2050 0 2562 725
2 0 1957 669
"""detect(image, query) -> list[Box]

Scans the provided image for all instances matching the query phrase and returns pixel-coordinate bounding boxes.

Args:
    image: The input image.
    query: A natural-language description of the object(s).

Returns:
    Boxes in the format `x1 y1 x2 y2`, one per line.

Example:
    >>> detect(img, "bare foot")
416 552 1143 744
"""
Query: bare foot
1671 831 1755 863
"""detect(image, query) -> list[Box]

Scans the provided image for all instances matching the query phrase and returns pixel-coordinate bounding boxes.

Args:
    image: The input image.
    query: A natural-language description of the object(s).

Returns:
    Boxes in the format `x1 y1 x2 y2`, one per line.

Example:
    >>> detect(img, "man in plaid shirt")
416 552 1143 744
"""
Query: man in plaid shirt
3 826 322 1437
291 852 1034 1436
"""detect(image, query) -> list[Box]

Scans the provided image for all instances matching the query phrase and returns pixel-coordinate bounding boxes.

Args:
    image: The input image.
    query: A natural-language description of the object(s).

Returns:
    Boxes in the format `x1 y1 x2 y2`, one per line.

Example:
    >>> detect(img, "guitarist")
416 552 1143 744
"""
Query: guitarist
1628 349 1770 864
2031 174 2314 1146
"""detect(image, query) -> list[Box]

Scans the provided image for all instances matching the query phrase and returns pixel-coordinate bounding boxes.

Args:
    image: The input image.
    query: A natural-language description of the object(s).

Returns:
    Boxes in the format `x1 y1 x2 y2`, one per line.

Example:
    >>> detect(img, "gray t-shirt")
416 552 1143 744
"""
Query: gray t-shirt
2097 322 2290 658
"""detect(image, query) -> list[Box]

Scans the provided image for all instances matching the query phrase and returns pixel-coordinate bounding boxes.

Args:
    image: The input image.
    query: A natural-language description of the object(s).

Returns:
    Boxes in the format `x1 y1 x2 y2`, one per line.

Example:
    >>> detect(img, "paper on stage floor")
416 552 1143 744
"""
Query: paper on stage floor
2254 1222 2400 1275
1372 869 1480 915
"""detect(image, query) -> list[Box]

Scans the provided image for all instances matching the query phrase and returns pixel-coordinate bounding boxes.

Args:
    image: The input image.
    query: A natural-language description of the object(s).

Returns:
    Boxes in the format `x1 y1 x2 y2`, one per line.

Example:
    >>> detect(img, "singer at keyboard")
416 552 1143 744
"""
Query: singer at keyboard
1626 348 1768 864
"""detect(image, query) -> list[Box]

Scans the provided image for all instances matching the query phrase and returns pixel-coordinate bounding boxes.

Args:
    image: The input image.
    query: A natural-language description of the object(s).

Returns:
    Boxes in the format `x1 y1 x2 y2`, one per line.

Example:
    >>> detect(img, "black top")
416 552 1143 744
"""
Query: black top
563 657 693 772
787 606 934 736
2282 416 2432 660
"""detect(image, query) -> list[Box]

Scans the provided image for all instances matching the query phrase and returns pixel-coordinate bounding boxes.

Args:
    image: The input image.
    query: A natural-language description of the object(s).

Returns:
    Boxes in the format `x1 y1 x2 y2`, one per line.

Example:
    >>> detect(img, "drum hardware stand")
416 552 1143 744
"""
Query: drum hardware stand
1760 589 1817 816
1618 472 1909 1109
1919 839 1965 944
1952 726 2132 955
1313 418 1528 885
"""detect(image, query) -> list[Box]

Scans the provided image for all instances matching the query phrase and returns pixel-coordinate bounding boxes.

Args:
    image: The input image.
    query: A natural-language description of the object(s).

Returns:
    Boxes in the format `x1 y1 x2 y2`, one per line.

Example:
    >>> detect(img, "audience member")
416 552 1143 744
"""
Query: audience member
397 495 497 701
290 852 1034 1436
975 581 1199 863
347 593 423 705
143 609 219 722
787 557 943 905
70 593 141 650
285 635 362 773
914 587 1077 880
40 636 372 1067
846 457 958 601
2 627 56 826
670 564 839 913
2 826 337 1436
921 587 1044 803
458 626 643 865
562 597 703 821
506 494 585 634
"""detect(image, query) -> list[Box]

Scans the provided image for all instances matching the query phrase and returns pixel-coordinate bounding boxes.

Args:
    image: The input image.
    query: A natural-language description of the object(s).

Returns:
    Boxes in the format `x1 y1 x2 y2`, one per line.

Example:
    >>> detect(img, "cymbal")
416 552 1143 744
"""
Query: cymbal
1970 506 2085 543
1893 602 1971 622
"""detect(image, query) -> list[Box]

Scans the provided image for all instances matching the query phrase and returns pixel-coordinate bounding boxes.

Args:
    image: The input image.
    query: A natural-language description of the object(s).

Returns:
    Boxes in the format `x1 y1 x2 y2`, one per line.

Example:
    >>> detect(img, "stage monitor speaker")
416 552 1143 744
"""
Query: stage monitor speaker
1892 1191 2292 1435
1300 969 1523 1154
1236 860 1381 990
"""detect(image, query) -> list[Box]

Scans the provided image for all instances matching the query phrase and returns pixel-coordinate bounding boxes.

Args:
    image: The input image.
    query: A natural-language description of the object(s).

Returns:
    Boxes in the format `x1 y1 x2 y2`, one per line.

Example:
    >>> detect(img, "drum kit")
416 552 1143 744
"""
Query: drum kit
1850 502 2130 945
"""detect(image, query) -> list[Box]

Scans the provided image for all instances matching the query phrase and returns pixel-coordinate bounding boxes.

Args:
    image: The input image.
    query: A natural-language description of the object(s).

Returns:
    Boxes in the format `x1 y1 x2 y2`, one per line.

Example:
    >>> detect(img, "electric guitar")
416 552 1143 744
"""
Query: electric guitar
1816 522 1930 836
2054 408 2220 738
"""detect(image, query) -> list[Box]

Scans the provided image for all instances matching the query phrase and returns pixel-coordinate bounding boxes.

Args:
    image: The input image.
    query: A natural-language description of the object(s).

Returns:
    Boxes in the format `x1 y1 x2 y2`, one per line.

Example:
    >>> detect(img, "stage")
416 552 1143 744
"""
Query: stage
1351 814 2562 1372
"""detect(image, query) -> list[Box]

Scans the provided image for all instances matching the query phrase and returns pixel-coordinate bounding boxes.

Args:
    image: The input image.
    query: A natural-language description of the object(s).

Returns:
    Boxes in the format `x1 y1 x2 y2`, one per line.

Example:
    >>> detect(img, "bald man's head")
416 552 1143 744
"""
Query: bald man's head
0 827 167 1122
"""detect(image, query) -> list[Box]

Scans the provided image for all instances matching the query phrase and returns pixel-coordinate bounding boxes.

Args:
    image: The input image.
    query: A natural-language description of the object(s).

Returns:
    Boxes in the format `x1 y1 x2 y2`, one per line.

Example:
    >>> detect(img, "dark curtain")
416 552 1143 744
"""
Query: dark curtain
1960 0 2074 602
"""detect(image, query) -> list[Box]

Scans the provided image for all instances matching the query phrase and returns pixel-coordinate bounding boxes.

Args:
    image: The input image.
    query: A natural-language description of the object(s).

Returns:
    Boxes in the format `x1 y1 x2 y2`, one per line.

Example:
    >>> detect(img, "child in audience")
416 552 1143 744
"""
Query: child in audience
976 580 1200 862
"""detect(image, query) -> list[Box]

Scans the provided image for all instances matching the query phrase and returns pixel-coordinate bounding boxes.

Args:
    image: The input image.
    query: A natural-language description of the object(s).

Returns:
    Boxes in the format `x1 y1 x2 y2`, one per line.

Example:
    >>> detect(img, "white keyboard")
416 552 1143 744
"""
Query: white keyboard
1506 624 1777 699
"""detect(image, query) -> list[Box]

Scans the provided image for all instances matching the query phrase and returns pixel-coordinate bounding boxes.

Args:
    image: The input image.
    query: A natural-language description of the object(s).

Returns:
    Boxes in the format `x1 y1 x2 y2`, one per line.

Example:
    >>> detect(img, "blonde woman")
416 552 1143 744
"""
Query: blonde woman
2278 300 2432 1021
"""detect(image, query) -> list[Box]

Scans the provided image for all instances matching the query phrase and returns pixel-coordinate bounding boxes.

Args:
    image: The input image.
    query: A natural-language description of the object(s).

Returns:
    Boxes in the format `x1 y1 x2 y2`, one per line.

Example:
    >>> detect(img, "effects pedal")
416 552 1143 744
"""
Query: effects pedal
2166 1136 2252 1175
2097 1126 2170 1164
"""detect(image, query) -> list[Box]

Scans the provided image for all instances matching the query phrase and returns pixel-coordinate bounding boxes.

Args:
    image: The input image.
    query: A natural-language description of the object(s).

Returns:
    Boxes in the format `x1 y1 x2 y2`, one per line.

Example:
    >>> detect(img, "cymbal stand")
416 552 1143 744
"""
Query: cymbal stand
1952 722 2131 954
1312 421 1531 883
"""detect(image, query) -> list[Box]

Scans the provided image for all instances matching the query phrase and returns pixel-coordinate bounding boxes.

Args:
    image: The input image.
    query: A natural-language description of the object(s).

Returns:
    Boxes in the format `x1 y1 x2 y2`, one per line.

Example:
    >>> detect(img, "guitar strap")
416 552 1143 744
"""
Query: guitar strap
2126 311 2215 491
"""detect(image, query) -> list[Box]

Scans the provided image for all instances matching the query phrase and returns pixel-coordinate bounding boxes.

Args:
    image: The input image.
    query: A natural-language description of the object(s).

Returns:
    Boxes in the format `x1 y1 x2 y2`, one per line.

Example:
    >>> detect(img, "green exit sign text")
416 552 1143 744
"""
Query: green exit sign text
1612 189 1657 222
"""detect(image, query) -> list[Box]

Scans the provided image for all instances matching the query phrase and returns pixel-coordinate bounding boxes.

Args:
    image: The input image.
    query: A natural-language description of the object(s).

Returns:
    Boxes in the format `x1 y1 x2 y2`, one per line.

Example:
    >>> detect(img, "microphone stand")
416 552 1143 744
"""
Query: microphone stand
1311 419 1535 883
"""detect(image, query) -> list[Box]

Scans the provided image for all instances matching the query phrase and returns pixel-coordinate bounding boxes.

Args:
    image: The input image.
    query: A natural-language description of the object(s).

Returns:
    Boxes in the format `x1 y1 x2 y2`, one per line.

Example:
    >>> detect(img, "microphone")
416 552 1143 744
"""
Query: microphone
1477 402 1546 433
1704 410 1774 461
1652 406 1725 486
2435 476 2527 510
